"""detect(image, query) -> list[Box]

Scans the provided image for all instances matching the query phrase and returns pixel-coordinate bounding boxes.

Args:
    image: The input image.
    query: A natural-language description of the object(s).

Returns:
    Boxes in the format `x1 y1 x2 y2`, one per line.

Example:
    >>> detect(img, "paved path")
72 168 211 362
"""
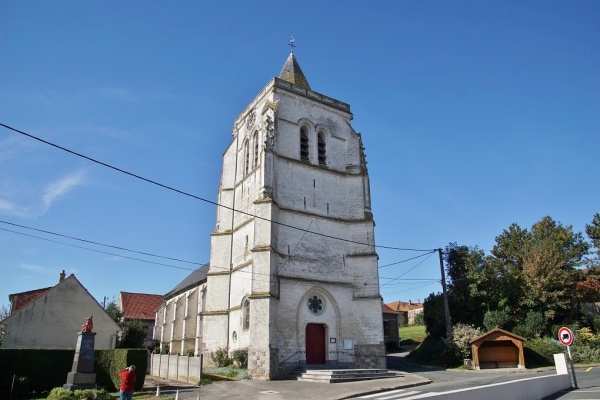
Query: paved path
144 372 432 400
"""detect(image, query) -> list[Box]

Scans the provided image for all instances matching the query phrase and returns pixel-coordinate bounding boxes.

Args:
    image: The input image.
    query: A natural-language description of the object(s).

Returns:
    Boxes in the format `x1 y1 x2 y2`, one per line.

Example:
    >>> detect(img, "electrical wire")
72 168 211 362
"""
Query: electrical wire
380 251 436 287
379 250 436 268
0 122 433 253
0 220 200 266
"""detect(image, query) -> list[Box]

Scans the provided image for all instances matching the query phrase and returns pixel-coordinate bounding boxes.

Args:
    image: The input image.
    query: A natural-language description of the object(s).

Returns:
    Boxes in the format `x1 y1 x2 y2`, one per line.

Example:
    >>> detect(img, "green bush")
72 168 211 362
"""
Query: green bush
412 312 425 326
47 387 111 400
451 323 483 359
0 348 147 397
513 311 548 339
405 335 447 366
210 347 231 367
523 338 563 368
483 309 513 332
231 348 248 368
572 345 600 363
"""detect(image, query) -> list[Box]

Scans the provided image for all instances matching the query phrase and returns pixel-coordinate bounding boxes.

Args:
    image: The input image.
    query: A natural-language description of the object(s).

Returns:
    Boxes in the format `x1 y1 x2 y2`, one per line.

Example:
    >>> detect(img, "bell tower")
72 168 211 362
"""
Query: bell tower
202 47 385 379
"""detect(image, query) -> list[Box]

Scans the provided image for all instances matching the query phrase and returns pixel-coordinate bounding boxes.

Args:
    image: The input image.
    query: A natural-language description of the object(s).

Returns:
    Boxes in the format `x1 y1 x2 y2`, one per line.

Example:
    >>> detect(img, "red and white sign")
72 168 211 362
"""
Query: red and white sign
558 327 574 346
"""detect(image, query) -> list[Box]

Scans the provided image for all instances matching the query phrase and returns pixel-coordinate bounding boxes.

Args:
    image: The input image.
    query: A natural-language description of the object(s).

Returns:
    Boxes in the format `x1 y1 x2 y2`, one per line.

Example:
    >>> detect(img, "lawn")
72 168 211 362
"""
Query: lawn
399 324 426 345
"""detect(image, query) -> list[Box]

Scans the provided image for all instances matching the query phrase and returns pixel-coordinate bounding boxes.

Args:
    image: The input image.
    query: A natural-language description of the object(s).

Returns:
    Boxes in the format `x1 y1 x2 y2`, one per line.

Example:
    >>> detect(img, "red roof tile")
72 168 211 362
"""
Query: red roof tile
9 287 52 315
386 300 424 313
120 292 164 320
382 303 398 313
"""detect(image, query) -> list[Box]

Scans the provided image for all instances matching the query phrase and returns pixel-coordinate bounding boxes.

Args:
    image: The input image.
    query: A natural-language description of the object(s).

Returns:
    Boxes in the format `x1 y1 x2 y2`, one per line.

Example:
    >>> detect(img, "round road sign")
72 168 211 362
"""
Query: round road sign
558 326 574 346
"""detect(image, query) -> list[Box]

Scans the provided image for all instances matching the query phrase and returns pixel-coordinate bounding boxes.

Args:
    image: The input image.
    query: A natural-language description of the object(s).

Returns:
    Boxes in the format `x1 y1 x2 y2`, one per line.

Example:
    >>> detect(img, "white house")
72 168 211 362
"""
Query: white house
1 271 120 350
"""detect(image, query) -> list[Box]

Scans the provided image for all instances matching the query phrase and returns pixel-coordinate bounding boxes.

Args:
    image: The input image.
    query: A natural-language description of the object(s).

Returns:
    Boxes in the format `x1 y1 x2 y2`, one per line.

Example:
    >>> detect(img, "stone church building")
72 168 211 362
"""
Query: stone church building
155 51 385 379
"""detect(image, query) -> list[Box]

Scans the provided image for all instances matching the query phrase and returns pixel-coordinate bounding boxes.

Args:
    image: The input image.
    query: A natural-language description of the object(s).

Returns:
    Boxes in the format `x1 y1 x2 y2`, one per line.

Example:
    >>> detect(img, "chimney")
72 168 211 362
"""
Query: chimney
408 299 412 306
59 270 66 282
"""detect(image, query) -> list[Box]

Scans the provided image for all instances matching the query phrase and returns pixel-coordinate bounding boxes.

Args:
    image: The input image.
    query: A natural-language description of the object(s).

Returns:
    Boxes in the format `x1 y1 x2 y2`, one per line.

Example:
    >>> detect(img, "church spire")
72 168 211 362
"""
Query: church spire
278 37 311 90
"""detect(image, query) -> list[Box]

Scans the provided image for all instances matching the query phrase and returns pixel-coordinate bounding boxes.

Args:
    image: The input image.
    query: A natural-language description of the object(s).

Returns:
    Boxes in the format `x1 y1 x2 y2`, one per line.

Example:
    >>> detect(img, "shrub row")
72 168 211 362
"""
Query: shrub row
0 348 147 398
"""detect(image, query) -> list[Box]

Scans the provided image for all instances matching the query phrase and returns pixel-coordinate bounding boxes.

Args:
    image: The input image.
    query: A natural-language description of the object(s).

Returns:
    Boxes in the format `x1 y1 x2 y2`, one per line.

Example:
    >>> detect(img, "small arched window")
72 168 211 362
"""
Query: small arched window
244 139 250 175
318 131 326 166
300 126 309 161
253 131 259 168
243 299 250 330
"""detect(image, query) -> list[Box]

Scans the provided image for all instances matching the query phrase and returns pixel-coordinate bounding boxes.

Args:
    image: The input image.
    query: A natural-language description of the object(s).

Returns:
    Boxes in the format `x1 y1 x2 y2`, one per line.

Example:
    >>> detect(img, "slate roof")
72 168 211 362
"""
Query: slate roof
120 292 164 320
278 52 311 90
164 263 210 298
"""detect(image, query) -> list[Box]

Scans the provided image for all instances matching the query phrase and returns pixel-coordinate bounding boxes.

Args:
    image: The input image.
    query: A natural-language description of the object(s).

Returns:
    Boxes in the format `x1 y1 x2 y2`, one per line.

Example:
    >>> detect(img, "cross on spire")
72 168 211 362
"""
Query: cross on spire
288 36 296 53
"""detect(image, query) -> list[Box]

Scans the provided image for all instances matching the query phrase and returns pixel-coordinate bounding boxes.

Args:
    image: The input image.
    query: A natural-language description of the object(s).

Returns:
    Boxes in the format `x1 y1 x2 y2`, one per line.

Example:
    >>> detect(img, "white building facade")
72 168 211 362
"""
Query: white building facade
201 52 385 379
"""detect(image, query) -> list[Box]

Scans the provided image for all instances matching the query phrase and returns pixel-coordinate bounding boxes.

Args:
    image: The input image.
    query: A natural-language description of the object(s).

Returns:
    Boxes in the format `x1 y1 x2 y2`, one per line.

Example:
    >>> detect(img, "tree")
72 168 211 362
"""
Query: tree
423 293 447 338
585 213 600 267
105 300 123 325
118 319 147 349
444 243 488 327
519 217 588 326
0 304 10 347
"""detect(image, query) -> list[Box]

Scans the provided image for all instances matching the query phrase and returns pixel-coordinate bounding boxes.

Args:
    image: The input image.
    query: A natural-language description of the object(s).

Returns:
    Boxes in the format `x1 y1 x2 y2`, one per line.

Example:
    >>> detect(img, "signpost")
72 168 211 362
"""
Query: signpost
558 326 578 389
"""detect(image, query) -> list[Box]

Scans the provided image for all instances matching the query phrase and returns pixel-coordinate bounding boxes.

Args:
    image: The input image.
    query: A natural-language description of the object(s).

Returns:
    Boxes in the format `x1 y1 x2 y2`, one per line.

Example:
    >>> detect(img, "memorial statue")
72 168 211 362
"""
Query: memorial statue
81 315 93 333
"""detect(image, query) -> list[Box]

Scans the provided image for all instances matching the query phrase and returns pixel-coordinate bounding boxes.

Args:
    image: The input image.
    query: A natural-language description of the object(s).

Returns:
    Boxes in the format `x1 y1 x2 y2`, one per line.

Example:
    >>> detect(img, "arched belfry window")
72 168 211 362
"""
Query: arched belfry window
300 126 309 161
244 139 250 175
253 131 259 168
242 299 250 330
318 131 326 166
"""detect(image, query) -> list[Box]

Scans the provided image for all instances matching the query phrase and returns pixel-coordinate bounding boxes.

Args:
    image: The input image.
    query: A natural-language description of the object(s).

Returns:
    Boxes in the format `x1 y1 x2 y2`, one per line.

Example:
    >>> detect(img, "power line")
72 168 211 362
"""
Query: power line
0 122 433 253
380 251 436 287
0 227 194 272
0 220 200 266
378 251 436 268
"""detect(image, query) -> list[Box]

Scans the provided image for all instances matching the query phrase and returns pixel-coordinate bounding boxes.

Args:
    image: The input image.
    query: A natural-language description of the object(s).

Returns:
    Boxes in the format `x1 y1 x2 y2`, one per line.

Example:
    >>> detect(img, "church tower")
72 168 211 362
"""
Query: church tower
202 49 385 379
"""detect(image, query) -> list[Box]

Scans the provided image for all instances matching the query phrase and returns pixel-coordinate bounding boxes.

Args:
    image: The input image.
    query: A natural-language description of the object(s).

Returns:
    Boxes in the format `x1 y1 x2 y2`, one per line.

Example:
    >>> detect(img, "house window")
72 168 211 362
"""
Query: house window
318 131 326 166
253 131 259 168
244 139 250 175
243 299 250 330
300 126 309 161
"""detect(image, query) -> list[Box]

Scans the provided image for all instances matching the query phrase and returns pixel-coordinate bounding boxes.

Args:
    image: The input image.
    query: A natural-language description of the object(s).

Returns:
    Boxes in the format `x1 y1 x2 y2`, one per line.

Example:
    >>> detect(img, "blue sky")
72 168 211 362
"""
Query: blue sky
1 1 599 309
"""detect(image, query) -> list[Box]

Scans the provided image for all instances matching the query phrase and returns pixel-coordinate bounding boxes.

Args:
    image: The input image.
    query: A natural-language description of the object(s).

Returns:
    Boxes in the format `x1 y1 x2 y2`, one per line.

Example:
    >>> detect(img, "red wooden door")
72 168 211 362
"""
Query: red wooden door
306 323 326 364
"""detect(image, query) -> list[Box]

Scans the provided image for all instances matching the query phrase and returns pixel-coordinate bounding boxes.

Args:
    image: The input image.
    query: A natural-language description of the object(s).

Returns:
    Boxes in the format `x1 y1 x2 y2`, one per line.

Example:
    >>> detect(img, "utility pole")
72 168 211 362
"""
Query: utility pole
438 248 452 341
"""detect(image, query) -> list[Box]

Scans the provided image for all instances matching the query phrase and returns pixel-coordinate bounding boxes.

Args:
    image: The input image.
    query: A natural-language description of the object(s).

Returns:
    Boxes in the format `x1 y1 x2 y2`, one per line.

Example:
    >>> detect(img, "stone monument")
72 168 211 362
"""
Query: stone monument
64 315 97 390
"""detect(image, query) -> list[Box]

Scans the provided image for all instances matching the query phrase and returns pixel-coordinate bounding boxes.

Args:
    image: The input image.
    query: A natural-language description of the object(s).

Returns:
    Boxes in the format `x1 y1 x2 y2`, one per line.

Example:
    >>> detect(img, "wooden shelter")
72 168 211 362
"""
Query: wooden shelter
470 328 526 370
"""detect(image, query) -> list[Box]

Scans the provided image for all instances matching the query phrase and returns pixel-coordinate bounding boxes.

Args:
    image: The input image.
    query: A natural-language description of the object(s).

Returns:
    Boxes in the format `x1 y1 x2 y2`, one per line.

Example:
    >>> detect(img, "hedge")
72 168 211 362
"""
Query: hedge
0 349 147 398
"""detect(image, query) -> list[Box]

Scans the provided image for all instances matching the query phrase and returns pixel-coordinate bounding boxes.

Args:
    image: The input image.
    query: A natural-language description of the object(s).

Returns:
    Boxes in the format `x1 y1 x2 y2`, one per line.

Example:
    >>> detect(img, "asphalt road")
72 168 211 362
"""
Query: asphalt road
386 352 558 391
542 365 600 399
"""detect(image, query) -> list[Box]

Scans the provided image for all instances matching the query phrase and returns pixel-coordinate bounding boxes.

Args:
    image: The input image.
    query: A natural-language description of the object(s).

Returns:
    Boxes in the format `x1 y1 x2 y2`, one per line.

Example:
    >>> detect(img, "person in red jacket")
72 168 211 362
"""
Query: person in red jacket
118 365 136 400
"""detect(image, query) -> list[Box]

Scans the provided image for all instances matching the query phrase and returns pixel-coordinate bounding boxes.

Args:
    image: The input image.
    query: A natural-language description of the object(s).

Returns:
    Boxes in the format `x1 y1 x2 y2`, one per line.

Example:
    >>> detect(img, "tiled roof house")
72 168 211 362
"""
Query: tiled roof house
118 291 164 349
1 270 120 349
386 300 424 325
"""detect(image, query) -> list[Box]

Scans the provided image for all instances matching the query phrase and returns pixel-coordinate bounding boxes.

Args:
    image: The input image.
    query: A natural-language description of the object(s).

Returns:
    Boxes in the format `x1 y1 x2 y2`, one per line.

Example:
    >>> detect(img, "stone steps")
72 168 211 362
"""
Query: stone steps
294 367 398 383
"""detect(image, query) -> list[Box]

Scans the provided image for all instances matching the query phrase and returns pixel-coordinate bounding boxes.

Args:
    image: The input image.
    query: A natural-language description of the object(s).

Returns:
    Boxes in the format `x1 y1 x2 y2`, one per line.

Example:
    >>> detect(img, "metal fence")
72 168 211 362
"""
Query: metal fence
149 354 204 383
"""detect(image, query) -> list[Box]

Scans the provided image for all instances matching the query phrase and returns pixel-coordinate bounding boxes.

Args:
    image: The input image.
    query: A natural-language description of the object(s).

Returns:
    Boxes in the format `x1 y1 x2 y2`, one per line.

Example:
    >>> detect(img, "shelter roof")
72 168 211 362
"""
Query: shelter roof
471 327 526 345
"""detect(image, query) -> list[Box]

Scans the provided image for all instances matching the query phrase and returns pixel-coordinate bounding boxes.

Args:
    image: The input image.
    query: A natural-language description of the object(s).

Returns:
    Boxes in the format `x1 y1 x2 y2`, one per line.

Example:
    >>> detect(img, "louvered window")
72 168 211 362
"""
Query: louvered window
253 131 259 168
244 140 250 175
243 299 250 330
300 126 309 161
318 132 326 166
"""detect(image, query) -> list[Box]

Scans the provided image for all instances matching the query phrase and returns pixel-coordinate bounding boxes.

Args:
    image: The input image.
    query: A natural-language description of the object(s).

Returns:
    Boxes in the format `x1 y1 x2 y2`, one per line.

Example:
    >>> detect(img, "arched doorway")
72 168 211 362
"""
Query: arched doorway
305 323 326 364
